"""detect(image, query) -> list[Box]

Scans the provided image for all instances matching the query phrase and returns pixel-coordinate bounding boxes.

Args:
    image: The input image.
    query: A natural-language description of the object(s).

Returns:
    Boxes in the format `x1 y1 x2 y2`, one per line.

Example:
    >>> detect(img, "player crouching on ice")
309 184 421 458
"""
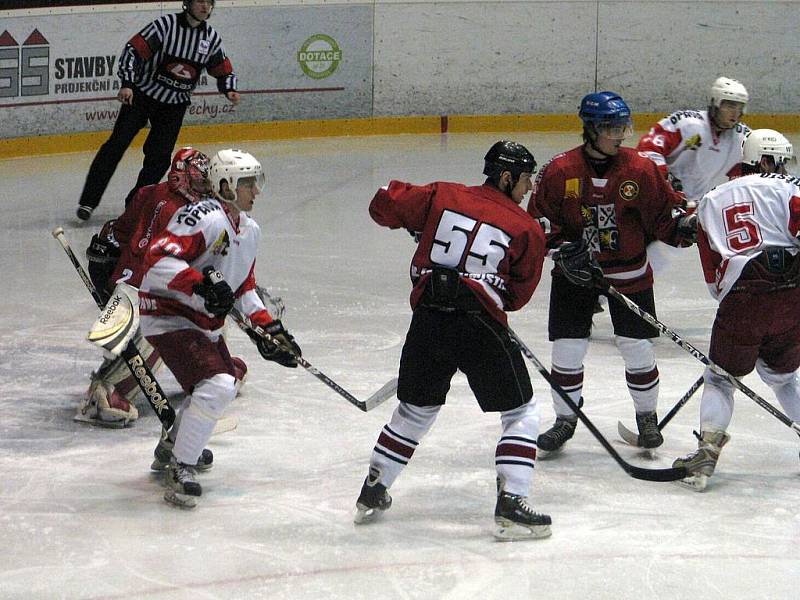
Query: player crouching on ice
354 141 551 540
673 129 800 491
81 147 247 431
138 149 301 508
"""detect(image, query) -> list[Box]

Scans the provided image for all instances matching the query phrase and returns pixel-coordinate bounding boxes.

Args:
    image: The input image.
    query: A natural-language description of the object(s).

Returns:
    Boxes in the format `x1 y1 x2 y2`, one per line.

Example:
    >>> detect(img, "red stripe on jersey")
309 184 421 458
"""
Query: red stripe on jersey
788 195 800 237
139 292 224 330
129 34 152 60
168 266 204 296
377 431 416 459
208 57 233 78
249 309 273 327
495 442 537 461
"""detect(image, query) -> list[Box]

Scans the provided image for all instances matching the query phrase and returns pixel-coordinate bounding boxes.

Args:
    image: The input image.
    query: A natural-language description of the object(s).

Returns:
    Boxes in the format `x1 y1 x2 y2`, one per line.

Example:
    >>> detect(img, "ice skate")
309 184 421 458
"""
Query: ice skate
354 474 392 524
537 415 577 456
673 430 730 492
494 491 552 541
636 411 664 450
150 427 214 472
164 459 202 509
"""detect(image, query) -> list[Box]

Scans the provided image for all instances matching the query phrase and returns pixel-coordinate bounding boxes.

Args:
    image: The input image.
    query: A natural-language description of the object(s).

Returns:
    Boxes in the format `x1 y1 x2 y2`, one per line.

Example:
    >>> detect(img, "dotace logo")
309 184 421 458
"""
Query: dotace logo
297 34 341 79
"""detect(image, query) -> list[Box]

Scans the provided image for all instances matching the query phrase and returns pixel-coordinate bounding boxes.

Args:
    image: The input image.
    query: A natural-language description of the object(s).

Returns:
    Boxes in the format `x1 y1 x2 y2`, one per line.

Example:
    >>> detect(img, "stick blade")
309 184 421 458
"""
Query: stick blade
363 378 398 411
617 421 642 447
627 464 687 482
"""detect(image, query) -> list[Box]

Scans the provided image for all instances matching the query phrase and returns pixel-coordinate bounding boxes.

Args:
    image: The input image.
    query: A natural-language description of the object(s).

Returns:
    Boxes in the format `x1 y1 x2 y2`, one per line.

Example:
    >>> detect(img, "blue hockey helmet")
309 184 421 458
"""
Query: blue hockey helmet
579 92 633 140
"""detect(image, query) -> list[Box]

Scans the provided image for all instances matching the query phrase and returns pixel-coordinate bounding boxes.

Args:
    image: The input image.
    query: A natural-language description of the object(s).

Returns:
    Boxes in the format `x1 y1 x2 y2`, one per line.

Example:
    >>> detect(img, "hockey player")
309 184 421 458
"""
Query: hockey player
673 129 800 491
81 147 231 429
139 148 301 508
529 92 696 454
636 76 750 206
354 140 551 541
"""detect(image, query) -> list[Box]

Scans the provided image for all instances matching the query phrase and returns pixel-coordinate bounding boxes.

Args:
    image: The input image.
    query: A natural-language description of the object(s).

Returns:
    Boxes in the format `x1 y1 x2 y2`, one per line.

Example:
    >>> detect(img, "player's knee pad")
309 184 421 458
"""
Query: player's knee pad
189 373 237 420
83 379 139 427
552 338 589 371
500 400 539 439
389 402 441 441
615 336 656 372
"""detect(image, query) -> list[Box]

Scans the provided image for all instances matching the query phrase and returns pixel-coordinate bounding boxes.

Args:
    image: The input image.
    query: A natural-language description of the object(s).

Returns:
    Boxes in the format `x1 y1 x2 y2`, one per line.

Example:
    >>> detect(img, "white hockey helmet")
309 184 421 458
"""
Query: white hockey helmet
709 77 749 110
742 129 795 169
209 149 265 203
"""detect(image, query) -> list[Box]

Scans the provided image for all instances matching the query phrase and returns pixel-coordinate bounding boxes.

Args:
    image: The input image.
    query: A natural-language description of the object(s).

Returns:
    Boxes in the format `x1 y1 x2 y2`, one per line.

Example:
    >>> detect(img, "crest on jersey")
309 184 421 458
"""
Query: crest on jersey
565 178 581 200
684 134 702 151
619 180 639 201
581 203 619 252
210 230 230 256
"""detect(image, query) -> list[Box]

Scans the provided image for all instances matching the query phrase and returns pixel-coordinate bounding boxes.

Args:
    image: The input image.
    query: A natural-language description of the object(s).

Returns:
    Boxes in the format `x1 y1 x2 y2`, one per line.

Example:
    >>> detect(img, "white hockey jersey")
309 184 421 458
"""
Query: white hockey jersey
138 198 270 338
697 173 800 301
637 109 750 202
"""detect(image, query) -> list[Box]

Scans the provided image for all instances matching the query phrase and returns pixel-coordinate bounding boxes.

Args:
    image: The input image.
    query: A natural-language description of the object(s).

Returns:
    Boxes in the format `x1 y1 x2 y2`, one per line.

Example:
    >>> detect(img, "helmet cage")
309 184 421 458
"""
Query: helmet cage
168 147 210 202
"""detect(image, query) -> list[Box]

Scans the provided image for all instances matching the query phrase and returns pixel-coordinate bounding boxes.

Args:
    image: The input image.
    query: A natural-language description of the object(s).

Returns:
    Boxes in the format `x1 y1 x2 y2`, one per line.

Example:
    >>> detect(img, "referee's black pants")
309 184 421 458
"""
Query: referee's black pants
78 90 187 211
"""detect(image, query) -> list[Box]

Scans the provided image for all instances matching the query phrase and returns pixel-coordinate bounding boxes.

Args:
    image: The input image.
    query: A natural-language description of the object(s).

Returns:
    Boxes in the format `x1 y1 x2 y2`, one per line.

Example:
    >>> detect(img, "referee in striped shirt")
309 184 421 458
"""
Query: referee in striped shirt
77 0 239 221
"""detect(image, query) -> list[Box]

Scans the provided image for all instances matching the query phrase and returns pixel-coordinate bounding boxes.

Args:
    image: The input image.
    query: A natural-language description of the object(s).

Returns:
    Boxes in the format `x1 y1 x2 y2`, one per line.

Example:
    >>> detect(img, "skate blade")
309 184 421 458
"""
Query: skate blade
354 503 386 525
164 489 198 509
494 520 552 541
674 474 708 492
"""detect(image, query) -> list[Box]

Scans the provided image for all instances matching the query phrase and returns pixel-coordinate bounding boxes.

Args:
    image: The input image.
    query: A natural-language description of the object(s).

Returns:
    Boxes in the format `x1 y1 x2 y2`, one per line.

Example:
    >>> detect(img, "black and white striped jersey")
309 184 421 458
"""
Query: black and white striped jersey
118 12 236 105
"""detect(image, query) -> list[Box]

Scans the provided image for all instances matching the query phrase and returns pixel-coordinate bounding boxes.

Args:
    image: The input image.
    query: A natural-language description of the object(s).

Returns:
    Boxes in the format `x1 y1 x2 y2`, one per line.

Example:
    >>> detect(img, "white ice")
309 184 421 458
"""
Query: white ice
1 133 799 599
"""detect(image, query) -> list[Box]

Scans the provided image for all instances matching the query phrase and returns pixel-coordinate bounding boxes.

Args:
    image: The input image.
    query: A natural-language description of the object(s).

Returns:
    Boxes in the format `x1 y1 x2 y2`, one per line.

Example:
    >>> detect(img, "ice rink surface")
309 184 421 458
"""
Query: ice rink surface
1 132 799 599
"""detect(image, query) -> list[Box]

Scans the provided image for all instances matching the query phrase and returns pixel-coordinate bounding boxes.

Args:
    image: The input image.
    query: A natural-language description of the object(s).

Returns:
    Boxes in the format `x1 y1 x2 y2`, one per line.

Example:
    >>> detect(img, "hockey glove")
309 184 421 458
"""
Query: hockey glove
676 213 698 246
193 266 234 318
667 172 683 193
554 239 603 288
248 320 301 368
86 220 121 303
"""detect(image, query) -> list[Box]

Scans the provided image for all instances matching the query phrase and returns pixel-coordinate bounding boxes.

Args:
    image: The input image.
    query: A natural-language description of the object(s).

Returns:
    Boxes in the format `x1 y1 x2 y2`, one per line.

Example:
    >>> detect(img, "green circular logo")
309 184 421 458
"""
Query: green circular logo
297 34 342 79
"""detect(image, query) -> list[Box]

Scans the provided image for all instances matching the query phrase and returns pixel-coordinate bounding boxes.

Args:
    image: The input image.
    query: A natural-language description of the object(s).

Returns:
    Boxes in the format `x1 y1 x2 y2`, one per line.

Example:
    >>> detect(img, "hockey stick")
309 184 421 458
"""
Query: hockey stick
602 281 800 435
51 226 177 430
228 307 397 412
507 327 687 482
617 375 704 446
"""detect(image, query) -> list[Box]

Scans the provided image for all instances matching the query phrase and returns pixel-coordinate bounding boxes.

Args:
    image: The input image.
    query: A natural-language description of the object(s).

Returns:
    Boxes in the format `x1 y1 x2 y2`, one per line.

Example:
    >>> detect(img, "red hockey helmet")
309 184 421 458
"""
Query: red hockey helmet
168 147 211 202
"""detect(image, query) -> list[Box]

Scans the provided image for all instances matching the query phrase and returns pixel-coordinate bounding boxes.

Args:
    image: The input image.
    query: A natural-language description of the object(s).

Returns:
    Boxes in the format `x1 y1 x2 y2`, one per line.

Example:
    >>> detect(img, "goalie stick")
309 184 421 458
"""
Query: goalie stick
617 375 704 447
507 327 688 482
229 307 397 412
602 281 800 435
51 226 177 430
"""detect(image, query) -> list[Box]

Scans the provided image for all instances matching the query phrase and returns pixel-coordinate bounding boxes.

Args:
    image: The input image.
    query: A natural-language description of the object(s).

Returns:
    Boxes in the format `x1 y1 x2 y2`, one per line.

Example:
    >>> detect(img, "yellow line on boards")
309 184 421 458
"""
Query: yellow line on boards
2 113 800 159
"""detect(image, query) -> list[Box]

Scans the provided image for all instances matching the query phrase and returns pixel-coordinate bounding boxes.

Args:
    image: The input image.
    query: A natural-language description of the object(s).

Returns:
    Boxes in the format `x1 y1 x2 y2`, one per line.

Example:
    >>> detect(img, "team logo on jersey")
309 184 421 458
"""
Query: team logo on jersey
619 180 639 201
210 230 230 256
565 178 581 200
684 134 702 151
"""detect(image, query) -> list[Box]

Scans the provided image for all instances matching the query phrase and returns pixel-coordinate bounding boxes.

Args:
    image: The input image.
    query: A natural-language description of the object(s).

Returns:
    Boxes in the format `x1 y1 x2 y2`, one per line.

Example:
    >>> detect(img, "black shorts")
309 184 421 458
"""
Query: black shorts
397 307 532 412
548 273 659 340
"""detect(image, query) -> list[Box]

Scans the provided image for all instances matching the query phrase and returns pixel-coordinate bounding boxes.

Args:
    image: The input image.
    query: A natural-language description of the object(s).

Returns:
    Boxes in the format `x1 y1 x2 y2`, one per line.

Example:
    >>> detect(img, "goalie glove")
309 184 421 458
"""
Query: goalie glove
86 220 121 303
553 239 603 288
248 320 301 368
193 266 234 318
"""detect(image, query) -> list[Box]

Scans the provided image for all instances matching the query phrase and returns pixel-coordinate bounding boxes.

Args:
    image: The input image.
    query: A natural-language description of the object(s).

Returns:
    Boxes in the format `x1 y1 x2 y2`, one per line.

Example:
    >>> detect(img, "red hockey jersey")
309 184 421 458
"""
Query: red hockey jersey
530 146 685 293
370 181 546 325
111 182 188 288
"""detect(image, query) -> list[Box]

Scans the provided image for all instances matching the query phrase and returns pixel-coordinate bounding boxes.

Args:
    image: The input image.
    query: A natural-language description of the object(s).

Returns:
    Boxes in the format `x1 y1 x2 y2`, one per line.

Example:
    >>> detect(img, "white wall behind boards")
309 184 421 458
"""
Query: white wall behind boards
0 1 795 139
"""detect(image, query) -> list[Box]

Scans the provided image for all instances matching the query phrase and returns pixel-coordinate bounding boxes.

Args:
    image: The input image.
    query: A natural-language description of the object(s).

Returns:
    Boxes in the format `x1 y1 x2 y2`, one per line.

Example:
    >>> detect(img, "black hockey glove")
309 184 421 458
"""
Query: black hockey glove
554 239 603 288
248 320 301 368
193 266 234 318
86 221 121 303
676 213 698 245
667 172 683 193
